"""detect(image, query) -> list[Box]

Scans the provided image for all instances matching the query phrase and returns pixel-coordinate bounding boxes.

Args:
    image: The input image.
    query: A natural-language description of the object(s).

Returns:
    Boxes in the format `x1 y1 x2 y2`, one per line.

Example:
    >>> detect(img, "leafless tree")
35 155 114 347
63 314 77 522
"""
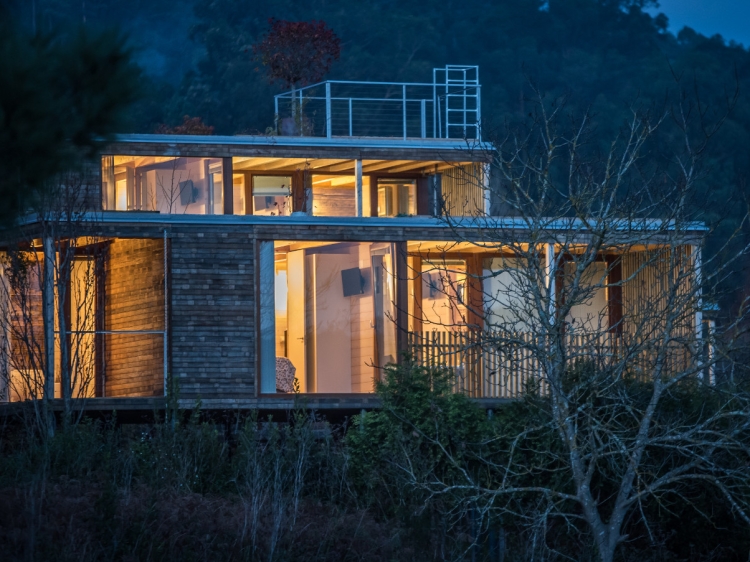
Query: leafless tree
156 157 197 214
397 88 750 561
0 166 103 432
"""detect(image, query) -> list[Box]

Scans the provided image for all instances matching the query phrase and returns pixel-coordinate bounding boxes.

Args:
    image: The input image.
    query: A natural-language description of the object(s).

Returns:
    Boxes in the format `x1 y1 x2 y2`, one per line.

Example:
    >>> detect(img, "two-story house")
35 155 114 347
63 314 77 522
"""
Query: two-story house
0 66 707 414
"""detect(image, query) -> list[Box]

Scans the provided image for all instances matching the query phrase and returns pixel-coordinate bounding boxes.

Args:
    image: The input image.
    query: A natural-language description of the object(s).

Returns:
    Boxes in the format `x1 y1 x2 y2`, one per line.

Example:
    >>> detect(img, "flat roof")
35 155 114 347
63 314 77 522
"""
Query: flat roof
112 133 495 152
16 212 709 233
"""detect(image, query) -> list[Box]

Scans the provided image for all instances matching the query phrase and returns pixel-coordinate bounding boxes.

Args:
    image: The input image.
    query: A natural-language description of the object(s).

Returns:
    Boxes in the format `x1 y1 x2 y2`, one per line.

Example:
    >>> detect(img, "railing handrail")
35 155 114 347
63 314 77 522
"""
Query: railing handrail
273 65 482 141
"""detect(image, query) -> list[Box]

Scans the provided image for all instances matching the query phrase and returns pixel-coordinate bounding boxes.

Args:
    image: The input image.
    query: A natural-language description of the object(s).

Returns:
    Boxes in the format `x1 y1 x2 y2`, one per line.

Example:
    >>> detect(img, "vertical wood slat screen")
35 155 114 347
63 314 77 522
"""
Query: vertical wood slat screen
441 164 484 216
620 246 694 374
407 329 698 399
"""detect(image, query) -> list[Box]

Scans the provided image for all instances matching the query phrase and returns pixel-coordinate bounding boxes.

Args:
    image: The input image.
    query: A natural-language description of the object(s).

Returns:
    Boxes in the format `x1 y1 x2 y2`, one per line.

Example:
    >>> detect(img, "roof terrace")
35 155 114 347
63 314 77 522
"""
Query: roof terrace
273 65 481 140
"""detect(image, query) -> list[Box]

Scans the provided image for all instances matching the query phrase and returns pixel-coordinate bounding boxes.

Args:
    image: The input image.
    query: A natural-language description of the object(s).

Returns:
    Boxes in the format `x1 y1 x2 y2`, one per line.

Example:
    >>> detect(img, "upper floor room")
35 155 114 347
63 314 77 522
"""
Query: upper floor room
99 66 496 220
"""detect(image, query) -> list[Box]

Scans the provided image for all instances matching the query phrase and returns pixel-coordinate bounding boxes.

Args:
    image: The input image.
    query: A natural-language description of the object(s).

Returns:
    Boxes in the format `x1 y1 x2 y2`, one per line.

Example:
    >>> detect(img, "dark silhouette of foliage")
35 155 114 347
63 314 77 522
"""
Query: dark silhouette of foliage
155 115 215 135
0 23 140 226
252 18 341 90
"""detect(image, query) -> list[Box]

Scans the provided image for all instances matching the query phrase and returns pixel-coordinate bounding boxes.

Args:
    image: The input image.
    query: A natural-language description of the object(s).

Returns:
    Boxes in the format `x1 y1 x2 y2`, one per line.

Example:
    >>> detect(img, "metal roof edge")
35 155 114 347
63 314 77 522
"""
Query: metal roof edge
12 212 708 233
109 133 496 153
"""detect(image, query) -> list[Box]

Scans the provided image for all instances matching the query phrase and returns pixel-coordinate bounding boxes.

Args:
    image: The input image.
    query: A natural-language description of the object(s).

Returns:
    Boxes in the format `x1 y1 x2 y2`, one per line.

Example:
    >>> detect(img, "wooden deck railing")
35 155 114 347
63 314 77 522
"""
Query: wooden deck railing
407 330 693 399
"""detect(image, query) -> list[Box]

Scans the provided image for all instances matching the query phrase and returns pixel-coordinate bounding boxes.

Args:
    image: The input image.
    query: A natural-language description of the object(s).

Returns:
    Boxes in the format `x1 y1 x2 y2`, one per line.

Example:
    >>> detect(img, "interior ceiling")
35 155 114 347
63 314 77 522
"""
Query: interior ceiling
273 240 509 255
232 157 469 175
407 241 509 254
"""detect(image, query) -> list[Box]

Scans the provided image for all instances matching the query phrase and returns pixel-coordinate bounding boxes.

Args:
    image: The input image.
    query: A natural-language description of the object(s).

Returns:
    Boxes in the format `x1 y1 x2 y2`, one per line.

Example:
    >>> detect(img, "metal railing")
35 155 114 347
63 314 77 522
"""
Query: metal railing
274 65 481 140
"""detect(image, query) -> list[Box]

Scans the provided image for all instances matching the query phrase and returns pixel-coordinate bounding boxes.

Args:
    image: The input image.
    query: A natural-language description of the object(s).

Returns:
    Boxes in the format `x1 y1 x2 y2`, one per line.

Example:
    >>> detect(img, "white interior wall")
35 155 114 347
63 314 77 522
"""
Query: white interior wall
483 257 535 332
309 252 356 392
565 262 608 332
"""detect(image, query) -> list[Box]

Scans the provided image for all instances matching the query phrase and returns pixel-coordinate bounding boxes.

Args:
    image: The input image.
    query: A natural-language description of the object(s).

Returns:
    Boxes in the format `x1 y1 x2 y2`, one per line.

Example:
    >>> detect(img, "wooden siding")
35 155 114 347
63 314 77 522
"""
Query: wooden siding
105 238 164 397
442 164 484 216
170 229 256 400
621 247 694 338
311 187 356 216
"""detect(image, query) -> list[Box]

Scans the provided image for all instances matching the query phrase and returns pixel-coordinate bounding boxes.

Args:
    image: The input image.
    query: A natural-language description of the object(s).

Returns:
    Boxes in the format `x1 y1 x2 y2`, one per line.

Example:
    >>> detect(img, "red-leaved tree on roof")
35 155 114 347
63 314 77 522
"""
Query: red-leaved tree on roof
252 18 341 92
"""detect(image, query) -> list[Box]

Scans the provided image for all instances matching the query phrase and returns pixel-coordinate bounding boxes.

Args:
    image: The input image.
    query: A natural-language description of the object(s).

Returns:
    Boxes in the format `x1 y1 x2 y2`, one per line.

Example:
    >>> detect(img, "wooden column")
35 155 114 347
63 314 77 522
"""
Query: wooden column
396 242 409 363
42 235 55 400
369 175 379 216
466 254 484 330
95 248 107 397
412 256 423 333
606 255 623 334
416 177 430 215
545 244 556 323
355 159 363 217
222 157 233 215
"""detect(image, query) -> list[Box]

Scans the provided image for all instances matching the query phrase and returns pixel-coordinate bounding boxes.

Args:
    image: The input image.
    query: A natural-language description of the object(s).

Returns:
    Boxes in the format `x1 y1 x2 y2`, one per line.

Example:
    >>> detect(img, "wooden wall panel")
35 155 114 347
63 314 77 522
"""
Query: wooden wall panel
311 187 355 216
105 238 164 397
441 164 484 216
170 230 256 400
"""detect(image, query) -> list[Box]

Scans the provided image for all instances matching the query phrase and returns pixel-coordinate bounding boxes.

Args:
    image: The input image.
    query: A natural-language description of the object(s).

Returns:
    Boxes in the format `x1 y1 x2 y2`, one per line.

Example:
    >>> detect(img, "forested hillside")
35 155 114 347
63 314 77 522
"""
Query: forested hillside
9 0 750 255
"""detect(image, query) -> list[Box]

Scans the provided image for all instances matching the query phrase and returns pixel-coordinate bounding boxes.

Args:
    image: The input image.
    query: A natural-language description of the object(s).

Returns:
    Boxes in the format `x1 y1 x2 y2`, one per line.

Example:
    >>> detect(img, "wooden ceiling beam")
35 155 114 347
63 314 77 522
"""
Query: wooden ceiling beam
322 159 359 172
257 158 309 171
383 161 436 174
232 157 285 170
308 159 348 170
361 160 413 173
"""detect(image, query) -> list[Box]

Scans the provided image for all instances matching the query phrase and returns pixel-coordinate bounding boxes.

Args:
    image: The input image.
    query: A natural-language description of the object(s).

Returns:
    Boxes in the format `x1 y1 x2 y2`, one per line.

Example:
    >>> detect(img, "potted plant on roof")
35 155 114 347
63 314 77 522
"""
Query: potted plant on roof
253 18 341 136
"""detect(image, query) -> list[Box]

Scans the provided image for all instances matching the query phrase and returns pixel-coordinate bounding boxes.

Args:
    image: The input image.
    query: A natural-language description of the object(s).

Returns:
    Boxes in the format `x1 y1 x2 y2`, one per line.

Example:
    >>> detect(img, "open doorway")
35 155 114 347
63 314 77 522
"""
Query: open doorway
268 241 399 394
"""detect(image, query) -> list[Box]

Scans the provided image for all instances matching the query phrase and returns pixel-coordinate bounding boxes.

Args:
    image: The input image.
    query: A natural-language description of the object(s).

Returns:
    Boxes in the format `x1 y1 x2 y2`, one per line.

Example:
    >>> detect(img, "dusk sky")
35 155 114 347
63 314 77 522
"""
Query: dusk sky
649 0 750 47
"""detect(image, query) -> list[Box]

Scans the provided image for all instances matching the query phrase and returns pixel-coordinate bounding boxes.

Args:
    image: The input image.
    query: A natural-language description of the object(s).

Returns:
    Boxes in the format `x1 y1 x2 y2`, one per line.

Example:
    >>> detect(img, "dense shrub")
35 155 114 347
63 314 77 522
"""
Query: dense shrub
1 363 750 560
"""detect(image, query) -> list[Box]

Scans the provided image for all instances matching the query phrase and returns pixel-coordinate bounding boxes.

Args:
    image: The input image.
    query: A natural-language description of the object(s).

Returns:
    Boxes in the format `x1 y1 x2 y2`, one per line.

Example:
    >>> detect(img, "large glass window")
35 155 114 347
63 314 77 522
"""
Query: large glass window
564 261 608 331
1 238 166 403
420 258 467 330
252 175 292 216
482 257 533 332
378 179 416 216
102 156 224 214
232 174 246 215
269 241 397 394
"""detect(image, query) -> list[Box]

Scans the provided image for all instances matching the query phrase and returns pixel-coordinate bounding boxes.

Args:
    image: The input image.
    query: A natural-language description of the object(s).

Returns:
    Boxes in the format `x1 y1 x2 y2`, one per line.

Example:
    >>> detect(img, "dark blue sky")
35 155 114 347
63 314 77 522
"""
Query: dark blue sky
648 0 750 47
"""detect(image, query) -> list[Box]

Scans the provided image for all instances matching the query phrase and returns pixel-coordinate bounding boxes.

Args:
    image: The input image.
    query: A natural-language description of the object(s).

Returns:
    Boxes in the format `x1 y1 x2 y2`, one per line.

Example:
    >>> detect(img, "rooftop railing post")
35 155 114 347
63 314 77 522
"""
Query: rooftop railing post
433 68 438 138
348 98 353 137
445 69 450 138
462 67 467 139
420 99 426 138
274 96 279 134
325 82 332 138
476 83 481 141
299 89 303 136
402 84 407 139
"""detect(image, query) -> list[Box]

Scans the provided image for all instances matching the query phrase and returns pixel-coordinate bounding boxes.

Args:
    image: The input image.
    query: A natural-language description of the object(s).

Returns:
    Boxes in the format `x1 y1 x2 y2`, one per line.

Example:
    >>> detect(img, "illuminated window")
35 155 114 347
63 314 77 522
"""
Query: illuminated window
101 156 225 214
377 179 416 216
260 241 399 394
253 176 291 216
232 174 246 215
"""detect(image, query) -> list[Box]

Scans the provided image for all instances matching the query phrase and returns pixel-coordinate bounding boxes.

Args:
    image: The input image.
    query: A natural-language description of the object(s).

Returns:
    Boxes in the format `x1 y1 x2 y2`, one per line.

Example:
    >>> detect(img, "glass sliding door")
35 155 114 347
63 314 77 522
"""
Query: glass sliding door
371 245 398 368
270 241 399 394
